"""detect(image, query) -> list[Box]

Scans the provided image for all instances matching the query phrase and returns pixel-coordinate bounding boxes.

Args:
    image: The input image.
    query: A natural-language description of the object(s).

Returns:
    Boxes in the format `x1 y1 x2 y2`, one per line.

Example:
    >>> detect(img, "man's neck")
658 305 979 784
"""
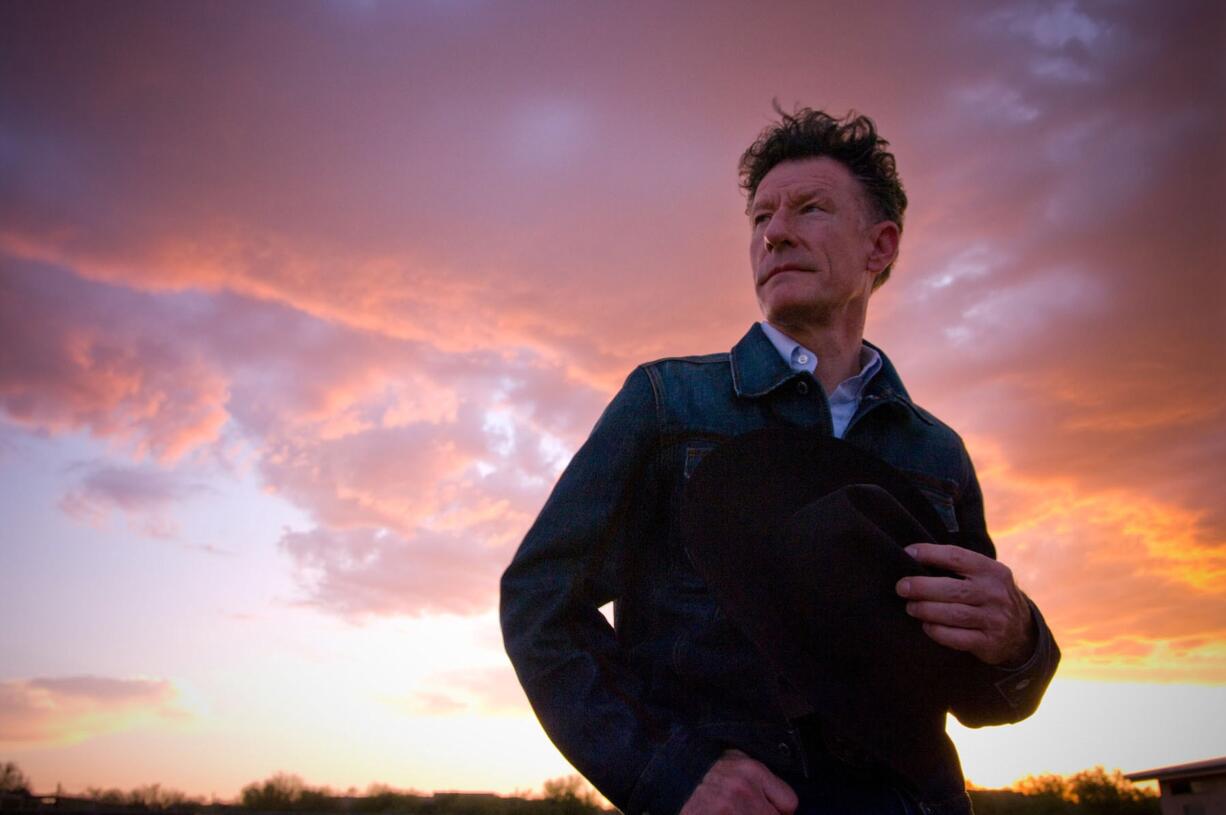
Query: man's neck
765 318 866 395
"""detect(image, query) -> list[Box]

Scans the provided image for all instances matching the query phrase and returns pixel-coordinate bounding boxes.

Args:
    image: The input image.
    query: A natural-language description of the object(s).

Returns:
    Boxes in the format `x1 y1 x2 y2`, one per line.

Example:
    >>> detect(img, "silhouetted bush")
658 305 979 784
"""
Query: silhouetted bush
241 774 318 811
1 763 31 795
969 788 1071 815
538 777 603 815
86 788 131 807
969 767 1158 815
232 773 605 814
4 761 1157 815
79 783 202 811
1066 767 1157 815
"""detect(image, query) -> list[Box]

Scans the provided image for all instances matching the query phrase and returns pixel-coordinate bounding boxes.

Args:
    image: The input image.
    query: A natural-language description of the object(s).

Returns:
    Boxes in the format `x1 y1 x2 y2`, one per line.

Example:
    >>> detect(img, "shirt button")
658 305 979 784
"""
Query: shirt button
796 381 809 395
1014 678 1031 690
777 741 791 758
796 354 809 365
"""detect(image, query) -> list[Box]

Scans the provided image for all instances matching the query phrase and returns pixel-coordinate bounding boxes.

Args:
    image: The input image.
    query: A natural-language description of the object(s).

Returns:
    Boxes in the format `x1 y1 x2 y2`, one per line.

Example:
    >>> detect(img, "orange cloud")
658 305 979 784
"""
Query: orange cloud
0 676 187 745
969 441 1226 682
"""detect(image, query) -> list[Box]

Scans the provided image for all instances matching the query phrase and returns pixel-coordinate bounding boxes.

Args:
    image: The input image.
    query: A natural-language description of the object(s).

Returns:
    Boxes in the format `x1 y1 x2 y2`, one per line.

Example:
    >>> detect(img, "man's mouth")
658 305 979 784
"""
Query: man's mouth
761 264 812 285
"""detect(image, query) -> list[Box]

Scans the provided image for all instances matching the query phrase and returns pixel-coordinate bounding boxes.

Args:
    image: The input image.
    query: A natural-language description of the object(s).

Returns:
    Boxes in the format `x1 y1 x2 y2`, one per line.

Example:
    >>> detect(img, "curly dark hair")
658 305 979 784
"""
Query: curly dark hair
738 104 907 285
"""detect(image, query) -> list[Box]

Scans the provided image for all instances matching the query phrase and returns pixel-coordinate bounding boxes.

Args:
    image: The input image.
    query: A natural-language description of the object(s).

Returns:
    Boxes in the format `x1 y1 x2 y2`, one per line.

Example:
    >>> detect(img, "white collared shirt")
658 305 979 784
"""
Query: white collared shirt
759 321 882 438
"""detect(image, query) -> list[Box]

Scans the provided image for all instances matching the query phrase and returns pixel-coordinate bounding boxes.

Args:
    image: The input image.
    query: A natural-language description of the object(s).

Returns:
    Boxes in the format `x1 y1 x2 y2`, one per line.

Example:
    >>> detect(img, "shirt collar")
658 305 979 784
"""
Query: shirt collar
730 323 929 423
758 321 882 396
759 321 818 374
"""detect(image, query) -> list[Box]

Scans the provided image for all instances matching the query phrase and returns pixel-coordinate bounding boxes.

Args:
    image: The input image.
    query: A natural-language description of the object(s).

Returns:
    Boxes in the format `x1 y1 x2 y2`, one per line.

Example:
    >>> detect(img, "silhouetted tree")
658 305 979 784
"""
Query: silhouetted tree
540 776 603 815
241 773 309 810
1 762 31 795
352 784 429 813
968 767 1158 815
1009 773 1072 814
966 789 1063 815
1013 773 1070 800
1066 767 1156 815
125 783 199 810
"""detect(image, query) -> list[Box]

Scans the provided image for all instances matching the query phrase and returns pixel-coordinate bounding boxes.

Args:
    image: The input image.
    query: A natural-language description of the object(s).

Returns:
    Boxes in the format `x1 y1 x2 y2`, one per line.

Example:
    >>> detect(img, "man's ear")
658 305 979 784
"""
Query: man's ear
865 220 901 278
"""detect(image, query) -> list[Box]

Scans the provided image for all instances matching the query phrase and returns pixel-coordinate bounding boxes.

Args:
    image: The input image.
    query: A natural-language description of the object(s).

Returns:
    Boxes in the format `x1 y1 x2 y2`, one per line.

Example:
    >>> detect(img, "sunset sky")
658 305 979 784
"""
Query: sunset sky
2 0 1224 801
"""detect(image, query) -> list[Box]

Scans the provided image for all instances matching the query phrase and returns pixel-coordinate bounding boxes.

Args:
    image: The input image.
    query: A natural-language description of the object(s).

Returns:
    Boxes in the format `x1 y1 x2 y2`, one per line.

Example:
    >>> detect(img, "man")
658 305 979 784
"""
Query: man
501 108 1059 815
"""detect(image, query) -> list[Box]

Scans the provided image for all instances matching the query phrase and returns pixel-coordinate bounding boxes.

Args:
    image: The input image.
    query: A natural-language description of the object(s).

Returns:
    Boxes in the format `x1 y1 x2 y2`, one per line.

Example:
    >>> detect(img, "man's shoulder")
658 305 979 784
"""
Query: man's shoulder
910 401 963 440
887 390 970 453
864 343 966 443
861 346 973 474
632 350 733 393
639 350 730 371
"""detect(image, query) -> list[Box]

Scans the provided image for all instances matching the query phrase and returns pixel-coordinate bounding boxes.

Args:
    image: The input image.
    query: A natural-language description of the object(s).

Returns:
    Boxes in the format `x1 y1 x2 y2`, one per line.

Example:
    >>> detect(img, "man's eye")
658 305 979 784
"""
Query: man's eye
753 213 771 225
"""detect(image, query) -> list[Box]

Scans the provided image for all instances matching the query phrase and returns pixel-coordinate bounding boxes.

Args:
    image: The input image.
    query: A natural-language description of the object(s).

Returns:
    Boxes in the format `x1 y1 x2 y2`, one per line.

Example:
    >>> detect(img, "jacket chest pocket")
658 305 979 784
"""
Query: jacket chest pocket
683 442 717 479
901 469 961 535
917 486 960 534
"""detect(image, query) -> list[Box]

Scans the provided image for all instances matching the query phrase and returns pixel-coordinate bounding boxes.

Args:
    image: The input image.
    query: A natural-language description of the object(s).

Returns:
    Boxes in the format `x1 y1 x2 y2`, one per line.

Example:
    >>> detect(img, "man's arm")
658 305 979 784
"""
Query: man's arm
500 367 726 815
895 451 1060 726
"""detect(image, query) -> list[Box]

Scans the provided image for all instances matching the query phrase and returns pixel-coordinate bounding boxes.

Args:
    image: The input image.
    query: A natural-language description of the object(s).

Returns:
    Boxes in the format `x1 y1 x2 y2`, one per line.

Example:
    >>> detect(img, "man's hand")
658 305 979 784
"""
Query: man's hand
679 749 798 815
896 543 1036 667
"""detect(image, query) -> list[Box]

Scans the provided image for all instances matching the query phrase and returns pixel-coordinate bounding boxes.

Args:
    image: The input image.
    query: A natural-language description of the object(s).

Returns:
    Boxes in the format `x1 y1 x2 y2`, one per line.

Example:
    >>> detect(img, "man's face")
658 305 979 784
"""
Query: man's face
749 157 893 329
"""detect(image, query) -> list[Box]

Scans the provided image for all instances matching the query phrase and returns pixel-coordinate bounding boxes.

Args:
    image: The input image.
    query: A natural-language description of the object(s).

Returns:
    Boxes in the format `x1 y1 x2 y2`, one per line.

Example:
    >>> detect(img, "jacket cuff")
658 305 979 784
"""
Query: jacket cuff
990 597 1058 712
625 726 725 815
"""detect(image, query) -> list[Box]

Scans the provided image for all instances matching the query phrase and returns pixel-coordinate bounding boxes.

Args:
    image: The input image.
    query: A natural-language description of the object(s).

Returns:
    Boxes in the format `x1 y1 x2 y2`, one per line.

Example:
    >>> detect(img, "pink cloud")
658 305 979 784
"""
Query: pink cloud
0 1 1220 682
280 526 509 619
1 259 607 613
0 261 229 461
389 667 530 717
0 676 185 745
57 462 207 539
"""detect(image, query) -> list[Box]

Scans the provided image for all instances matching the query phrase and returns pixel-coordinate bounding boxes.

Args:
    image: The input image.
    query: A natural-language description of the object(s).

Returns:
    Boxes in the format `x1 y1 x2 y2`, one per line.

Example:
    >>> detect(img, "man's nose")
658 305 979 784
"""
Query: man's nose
763 211 794 251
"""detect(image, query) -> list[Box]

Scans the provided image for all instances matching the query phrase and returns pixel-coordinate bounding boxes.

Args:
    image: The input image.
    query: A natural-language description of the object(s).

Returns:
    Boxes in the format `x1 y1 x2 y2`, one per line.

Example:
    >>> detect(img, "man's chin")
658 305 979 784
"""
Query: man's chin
759 299 834 329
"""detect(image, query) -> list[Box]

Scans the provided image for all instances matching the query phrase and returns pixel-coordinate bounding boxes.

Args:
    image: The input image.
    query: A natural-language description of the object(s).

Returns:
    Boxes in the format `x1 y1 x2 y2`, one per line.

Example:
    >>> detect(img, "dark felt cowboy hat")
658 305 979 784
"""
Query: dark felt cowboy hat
680 427 981 788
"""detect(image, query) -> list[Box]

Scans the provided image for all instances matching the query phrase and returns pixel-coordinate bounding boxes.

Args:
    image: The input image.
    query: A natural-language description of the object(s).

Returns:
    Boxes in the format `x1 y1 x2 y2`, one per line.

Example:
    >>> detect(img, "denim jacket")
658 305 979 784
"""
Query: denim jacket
501 323 1059 815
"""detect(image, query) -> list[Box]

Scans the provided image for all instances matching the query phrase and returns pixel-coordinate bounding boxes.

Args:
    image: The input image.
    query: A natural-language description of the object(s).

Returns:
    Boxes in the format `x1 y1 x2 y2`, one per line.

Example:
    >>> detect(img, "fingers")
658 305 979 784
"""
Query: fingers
680 750 798 815
759 767 799 815
896 548 1038 666
904 599 983 629
896 574 978 604
906 594 1035 665
896 547 1015 606
916 622 988 654
904 543 996 577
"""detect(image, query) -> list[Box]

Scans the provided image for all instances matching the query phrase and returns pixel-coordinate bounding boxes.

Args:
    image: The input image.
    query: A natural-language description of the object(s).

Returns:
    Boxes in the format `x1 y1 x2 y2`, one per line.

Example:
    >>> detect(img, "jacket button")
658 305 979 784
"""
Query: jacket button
777 741 791 758
796 381 809 395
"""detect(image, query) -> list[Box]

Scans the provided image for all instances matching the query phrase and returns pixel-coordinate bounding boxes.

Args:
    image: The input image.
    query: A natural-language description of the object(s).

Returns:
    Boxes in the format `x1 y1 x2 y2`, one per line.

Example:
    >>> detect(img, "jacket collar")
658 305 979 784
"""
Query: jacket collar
729 322 797 398
729 323 930 424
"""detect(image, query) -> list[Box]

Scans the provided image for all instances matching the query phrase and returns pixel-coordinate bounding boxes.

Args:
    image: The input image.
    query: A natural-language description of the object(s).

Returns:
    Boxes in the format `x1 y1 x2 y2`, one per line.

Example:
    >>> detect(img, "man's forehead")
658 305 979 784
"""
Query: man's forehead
751 157 860 206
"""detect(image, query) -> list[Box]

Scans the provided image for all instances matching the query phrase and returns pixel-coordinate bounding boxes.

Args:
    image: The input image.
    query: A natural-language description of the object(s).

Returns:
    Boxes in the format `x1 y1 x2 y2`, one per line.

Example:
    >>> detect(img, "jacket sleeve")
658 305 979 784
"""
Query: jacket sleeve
500 366 725 815
948 449 1062 728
